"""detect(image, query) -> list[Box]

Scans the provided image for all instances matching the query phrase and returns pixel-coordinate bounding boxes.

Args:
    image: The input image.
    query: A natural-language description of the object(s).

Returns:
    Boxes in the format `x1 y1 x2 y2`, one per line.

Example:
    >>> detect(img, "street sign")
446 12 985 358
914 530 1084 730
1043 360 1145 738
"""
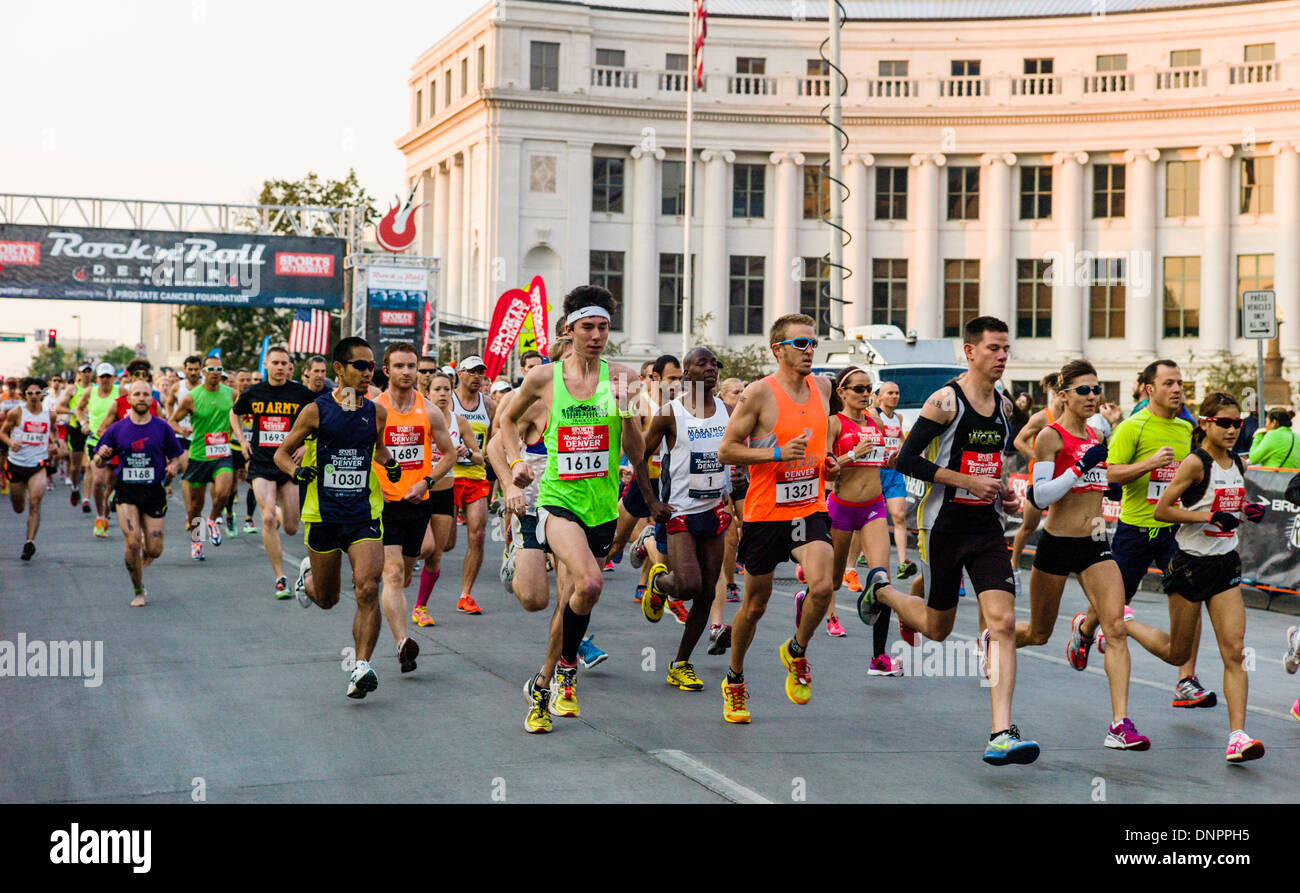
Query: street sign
1242 289 1277 340
0 335 24 343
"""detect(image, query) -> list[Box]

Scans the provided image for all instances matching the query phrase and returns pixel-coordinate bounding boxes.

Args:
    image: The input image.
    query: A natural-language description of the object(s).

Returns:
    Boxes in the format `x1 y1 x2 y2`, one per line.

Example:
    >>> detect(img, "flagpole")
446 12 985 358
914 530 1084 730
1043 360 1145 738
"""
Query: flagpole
681 0 696 360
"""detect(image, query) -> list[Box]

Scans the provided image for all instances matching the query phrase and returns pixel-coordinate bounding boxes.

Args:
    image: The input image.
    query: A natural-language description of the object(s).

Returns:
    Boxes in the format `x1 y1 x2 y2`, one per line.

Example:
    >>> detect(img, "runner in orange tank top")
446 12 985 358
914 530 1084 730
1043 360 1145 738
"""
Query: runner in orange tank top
716 313 838 723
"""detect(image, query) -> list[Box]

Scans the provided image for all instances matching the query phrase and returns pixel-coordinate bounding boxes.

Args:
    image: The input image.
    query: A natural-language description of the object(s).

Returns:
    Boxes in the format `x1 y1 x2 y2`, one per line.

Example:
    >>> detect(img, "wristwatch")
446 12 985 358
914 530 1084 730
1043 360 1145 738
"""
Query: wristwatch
423 475 436 491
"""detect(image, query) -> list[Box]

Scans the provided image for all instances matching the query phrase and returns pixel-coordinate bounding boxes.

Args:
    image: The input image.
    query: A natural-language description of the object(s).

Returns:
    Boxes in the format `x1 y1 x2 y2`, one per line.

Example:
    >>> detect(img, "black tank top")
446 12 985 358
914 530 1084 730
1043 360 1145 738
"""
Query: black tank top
918 379 1012 531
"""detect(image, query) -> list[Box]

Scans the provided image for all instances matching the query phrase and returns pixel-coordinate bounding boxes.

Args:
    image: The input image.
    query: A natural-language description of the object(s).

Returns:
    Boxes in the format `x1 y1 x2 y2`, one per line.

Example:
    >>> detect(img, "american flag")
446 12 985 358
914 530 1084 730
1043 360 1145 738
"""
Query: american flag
289 309 331 355
694 0 707 89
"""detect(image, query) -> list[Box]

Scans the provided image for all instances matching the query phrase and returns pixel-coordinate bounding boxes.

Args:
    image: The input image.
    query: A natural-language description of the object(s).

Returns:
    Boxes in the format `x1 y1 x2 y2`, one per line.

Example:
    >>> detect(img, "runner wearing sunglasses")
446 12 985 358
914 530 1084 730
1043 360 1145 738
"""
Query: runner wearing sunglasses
1010 374 1065 586
169 353 236 560
1 377 58 560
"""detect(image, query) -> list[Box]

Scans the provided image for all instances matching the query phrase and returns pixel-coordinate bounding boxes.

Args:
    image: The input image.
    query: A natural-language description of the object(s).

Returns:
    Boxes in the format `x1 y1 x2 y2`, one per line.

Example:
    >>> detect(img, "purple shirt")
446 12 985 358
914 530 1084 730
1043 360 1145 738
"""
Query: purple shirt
99 415 183 485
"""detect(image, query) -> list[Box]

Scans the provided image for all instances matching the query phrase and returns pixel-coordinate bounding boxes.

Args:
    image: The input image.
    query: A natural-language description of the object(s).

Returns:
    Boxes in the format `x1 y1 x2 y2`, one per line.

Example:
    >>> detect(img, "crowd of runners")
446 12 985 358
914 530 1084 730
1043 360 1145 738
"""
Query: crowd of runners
4 284 1296 765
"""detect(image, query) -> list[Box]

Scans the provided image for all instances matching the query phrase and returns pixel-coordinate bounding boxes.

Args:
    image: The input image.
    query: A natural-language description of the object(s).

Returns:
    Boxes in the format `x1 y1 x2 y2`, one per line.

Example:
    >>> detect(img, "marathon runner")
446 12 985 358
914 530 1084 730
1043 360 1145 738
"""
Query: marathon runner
54 363 94 512
1 377 58 560
0 377 20 497
873 380 917 580
707 376 747 654
164 356 202 476
640 347 730 692
275 336 403 699
169 354 236 560
1071 359 1216 708
1019 359 1147 750
76 362 122 538
1129 392 1265 762
43 374 68 487
230 345 317 598
863 315 1039 765
93 380 184 606
450 354 494 615
716 313 837 723
225 368 254 538
1010 374 1065 578
373 342 457 675
500 285 650 724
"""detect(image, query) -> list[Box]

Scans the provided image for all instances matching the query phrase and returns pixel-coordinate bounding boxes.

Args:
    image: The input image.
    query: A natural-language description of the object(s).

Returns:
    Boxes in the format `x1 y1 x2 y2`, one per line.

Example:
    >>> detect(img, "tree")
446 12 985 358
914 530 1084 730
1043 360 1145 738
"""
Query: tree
1186 349 1258 405
176 170 378 370
28 345 70 379
694 314 774 382
101 345 138 369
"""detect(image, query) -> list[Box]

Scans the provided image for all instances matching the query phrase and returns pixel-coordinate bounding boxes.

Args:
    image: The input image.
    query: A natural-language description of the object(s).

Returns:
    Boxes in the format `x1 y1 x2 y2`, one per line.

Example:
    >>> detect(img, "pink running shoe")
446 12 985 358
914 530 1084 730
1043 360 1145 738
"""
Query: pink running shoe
794 589 806 629
795 564 806 584
1225 731 1265 763
1104 717 1151 751
826 615 846 638
867 654 902 677
1291 698 1300 721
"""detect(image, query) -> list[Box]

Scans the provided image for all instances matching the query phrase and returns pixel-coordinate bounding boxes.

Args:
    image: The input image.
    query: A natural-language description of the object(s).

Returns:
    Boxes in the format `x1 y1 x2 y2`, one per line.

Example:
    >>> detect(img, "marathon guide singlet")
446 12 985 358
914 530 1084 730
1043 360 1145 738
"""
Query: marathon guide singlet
660 396 730 517
301 392 382 524
743 375 828 523
537 359 622 526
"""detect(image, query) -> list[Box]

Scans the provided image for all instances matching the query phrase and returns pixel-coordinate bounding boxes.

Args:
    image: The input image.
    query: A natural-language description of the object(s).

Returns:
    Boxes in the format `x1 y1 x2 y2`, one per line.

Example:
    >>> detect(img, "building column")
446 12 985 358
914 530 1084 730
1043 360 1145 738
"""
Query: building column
627 145 664 356
446 153 464 318
700 148 735 345
980 152 1017 331
1051 150 1088 357
565 142 594 309
908 152 944 339
769 151 805 326
433 162 450 316
1198 143 1235 356
462 144 476 319
1272 140 1300 364
1123 148 1160 360
418 168 436 258
844 154 872 329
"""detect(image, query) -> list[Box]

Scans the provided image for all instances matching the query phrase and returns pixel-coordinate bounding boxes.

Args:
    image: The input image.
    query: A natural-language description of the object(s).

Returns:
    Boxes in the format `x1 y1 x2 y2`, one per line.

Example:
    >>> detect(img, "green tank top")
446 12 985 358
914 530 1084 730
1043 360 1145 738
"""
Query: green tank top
68 385 87 429
85 387 118 447
537 359 621 526
188 384 235 462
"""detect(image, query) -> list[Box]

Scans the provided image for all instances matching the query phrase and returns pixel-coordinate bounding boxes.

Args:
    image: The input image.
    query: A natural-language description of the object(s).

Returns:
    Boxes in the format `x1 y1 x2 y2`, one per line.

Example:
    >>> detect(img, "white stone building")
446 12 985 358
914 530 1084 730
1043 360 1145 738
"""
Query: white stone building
399 0 1300 403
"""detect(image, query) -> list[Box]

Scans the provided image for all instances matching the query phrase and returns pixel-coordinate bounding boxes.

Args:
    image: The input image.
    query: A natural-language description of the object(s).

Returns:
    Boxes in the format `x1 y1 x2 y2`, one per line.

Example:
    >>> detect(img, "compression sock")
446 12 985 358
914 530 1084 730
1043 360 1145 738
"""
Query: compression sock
873 604 892 658
561 603 591 665
416 567 440 609
246 487 256 519
726 668 744 684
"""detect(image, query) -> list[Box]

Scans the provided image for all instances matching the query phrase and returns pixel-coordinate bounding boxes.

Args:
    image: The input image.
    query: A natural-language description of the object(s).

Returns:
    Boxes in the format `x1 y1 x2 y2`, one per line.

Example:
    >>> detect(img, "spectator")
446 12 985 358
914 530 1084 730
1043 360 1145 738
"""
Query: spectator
1248 408 1300 467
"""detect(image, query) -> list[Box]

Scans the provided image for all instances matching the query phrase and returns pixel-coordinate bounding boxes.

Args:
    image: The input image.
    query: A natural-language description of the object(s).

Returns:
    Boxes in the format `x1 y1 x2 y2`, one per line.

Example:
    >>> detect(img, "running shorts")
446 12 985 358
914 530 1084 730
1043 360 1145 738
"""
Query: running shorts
111 482 168 519
231 450 246 473
428 486 455 517
247 459 293 487
656 503 733 552
305 518 382 554
1162 548 1241 603
918 524 1014 612
382 499 434 557
731 479 749 503
737 512 832 577
537 503 617 559
4 461 47 485
177 436 191 453
453 477 490 509
1032 530 1114 578
828 492 888 531
518 513 545 551
183 457 233 484
1111 521 1178 603
879 468 907 500
67 426 87 453
621 477 651 519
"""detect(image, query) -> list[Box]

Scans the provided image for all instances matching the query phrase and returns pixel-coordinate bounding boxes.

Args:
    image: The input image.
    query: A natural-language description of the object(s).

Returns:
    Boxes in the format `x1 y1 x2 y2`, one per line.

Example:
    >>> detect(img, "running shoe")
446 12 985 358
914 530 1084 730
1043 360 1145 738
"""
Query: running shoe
93 517 109 538
1172 676 1217 708
977 628 991 681
602 559 615 573
578 635 608 669
191 540 204 561
721 677 750 723
81 498 91 514
898 615 919 647
735 561 745 576
896 559 918 580
868 654 902 676
1104 717 1151 751
643 563 669 622
1284 626 1300 675
347 660 378 699
70 488 79 507
207 517 223 547
707 623 732 655
226 513 238 538
630 525 654 570
457 594 483 614
726 583 740 603
842 569 863 592
411 605 436 627
397 637 419 674
1225 731 1265 763
633 584 645 604
1291 697 1300 721
274 576 291 600
550 662 579 717
796 564 806 584
855 566 889 626
20 540 35 561
983 726 1040 766
294 555 312 608
667 660 704 691
500 540 517 594
826 615 846 637
523 677 552 734
778 638 812 705
242 519 258 534
667 599 689 625
1066 612 1093 671
794 589 806 628
856 554 869 567
609 550 623 565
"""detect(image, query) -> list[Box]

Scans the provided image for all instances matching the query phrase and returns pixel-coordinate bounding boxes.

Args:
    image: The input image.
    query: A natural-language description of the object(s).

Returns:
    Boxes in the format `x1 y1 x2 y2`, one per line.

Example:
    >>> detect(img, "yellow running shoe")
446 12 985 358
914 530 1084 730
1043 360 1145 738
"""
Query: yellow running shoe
522 678 552 734
721 677 750 723
642 563 669 623
411 605 436 627
778 638 812 705
549 663 580 717
666 660 704 691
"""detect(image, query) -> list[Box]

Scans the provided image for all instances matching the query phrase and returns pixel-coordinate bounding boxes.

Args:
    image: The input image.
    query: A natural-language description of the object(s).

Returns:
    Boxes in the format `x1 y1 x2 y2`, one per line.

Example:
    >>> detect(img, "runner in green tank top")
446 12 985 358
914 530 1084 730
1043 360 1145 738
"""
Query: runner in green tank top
75 363 122 537
501 285 662 725
54 364 96 513
169 353 236 559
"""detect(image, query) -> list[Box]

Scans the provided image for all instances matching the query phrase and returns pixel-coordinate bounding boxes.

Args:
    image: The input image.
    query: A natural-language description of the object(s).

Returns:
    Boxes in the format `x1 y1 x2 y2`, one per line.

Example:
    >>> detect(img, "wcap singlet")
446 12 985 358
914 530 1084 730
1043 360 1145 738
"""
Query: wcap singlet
1047 421 1108 493
373 390 433 502
537 359 622 526
744 375 828 523
916 379 1012 531
660 396 730 518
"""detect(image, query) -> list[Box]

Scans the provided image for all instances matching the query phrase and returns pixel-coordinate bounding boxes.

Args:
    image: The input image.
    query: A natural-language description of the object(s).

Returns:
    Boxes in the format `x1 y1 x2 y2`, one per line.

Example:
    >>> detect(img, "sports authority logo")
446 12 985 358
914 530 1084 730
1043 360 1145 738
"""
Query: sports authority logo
380 309 415 325
275 252 335 277
376 185 429 253
0 241 40 267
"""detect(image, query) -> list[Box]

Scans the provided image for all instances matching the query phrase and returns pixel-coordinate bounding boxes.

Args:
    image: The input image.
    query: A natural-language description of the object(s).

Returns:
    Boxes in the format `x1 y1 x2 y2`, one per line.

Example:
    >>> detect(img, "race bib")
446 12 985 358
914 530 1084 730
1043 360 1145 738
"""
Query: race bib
121 465 154 484
204 431 230 459
556 425 609 480
1206 486 1244 537
857 426 888 468
775 463 819 507
882 423 903 454
258 415 290 446
1071 444 1108 492
323 464 366 491
688 451 725 499
1146 463 1179 504
18 420 48 447
385 425 425 471
953 451 1003 505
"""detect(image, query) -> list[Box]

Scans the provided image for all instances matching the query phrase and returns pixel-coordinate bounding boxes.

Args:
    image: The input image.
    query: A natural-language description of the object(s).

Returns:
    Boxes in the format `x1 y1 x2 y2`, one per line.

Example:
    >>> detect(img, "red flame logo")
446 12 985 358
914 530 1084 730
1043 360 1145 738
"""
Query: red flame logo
376 185 429 253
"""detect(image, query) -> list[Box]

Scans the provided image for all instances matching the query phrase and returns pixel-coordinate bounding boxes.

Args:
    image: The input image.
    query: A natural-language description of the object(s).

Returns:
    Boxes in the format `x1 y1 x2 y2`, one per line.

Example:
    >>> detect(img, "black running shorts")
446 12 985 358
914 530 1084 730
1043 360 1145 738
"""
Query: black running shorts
538 504 616 559
1162 548 1241 603
247 459 293 487
382 499 433 558
305 518 383 554
919 524 1015 612
111 482 169 519
427 486 454 517
67 426 87 453
737 512 832 577
4 461 47 485
1032 530 1115 578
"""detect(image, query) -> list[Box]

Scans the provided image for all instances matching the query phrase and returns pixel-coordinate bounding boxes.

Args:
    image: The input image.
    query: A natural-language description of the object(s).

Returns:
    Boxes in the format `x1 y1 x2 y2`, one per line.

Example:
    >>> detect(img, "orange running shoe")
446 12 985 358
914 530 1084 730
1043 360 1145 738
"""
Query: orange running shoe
667 599 690 625
457 594 482 614
843 569 863 592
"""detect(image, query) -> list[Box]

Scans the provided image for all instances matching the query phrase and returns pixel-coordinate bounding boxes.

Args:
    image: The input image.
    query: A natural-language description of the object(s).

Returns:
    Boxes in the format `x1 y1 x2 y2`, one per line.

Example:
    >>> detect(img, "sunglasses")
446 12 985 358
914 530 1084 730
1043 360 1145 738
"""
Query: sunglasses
345 359 376 372
418 368 436 375
1205 417 1244 430
776 337 818 351
131 370 150 378
841 384 871 394
204 366 223 373
1068 385 1103 396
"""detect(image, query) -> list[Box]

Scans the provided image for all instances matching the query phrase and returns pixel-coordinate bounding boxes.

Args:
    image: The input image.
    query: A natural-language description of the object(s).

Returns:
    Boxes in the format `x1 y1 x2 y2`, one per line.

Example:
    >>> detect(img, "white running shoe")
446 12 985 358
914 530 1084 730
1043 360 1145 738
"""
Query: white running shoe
1285 626 1300 675
347 660 378 699
294 556 313 608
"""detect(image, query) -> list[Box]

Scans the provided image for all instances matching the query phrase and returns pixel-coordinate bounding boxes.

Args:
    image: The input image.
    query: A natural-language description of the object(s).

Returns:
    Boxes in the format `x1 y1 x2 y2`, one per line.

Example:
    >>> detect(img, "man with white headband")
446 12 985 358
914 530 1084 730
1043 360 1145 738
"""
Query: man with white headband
501 285 660 727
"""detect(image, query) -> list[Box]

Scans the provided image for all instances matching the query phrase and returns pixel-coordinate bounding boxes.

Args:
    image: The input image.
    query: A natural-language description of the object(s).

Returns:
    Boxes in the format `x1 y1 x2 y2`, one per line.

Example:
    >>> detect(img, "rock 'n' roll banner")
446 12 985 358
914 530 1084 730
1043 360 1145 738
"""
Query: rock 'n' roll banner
484 285 532 381
526 275 549 360
0 223 345 309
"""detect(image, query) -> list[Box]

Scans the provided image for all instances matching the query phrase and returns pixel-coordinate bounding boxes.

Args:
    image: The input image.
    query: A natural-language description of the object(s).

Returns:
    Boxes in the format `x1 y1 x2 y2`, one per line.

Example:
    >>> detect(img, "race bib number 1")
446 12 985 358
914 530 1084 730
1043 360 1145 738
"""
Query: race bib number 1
953 451 1002 505
688 452 725 499
204 431 230 459
557 425 610 480
1146 463 1179 504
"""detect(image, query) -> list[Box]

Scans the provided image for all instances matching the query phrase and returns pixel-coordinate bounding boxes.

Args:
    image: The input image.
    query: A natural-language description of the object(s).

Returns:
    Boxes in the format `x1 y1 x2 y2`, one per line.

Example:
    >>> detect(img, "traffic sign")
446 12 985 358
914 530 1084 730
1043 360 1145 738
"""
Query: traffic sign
1242 289 1277 340
0 335 24 343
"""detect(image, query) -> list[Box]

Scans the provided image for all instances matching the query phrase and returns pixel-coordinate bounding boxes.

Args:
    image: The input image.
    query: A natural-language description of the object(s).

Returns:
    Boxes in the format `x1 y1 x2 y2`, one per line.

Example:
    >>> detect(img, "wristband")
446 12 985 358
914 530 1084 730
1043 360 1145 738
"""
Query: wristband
774 445 781 462
509 458 523 469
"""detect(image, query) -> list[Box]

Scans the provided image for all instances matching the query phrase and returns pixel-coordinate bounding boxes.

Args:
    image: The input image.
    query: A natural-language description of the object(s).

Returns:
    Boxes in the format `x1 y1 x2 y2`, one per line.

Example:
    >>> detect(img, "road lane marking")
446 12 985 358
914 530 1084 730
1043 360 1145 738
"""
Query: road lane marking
650 749 774 804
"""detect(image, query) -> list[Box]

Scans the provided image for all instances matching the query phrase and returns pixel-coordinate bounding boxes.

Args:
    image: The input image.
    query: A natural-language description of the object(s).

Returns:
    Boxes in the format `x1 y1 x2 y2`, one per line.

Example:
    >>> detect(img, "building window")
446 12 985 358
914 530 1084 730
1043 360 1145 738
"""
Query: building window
1237 254 1274 337
798 257 833 336
875 166 907 220
1165 160 1200 217
1024 58 1053 74
729 256 765 335
460 58 468 96
1241 156 1274 214
1020 166 1051 219
1245 43 1275 61
662 160 685 216
943 259 980 338
947 167 979 220
1170 49 1202 68
478 47 485 88
733 163 765 218
430 81 436 115
1016 259 1051 338
658 253 694 334
529 155 557 194
595 48 625 67
1097 53 1127 71
1089 258 1126 339
879 60 908 77
1163 256 1200 338
803 165 829 219
666 53 687 71
951 59 980 77
1093 163 1126 218
530 41 559 91
589 250 625 331
736 57 766 74
444 70 452 106
806 58 829 76
415 90 422 125
871 259 907 327
592 157 624 213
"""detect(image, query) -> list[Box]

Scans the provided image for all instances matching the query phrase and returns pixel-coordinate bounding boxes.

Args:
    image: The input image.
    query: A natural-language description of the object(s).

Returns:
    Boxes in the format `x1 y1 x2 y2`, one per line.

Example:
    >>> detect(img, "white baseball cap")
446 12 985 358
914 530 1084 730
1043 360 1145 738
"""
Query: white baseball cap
95 362 115 377
459 355 487 371
440 365 455 375
490 380 511 394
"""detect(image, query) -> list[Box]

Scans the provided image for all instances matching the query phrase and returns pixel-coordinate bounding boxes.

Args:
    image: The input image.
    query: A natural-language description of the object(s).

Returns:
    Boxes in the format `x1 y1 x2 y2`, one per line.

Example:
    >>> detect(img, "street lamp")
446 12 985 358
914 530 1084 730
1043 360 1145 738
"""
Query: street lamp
71 315 81 364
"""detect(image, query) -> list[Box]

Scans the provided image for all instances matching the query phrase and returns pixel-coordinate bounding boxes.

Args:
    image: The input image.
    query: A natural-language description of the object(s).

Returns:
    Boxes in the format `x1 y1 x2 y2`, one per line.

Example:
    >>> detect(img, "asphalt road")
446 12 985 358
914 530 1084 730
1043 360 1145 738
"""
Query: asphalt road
5 478 1300 804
